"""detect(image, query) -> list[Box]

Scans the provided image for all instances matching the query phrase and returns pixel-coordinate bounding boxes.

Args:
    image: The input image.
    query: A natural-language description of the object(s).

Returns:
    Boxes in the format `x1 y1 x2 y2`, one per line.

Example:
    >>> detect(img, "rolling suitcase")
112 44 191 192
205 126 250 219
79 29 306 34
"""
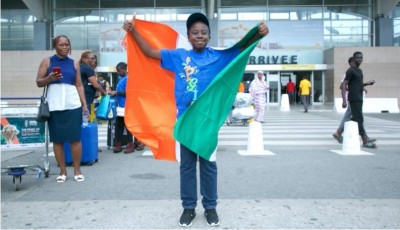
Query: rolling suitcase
108 118 130 149
107 119 115 150
64 123 98 165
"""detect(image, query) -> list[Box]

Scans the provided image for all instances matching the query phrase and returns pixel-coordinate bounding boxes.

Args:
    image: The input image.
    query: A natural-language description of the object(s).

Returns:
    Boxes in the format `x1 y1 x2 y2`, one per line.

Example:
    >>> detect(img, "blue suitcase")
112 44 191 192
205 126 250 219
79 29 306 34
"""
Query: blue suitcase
64 123 98 165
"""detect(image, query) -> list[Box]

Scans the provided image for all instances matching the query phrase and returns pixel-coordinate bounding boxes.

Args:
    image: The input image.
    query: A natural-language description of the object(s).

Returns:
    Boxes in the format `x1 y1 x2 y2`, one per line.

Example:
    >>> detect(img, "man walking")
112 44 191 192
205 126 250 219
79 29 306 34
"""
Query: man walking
286 78 295 104
341 51 376 149
333 56 375 143
298 75 311 112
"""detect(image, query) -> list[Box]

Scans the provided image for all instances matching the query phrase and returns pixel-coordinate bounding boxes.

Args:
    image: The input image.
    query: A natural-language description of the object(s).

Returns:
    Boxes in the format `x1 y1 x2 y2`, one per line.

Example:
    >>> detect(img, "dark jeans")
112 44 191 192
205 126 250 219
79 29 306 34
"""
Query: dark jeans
349 101 366 136
288 92 295 103
180 144 218 210
115 116 133 144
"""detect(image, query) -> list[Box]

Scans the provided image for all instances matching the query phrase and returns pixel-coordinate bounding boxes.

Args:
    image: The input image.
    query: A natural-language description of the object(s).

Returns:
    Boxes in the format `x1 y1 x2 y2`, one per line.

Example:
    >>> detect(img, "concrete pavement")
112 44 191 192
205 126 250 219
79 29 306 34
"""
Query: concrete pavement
2 104 400 229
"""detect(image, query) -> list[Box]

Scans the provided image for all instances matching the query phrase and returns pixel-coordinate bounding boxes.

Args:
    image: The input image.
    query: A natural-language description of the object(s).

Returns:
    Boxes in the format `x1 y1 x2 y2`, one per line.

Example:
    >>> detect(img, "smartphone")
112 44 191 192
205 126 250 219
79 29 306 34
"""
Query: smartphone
52 67 61 75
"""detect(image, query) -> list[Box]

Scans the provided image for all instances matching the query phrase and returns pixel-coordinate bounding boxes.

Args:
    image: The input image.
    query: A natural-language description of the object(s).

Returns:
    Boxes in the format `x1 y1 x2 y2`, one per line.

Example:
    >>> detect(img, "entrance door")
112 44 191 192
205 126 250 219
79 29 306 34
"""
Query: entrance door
266 72 280 105
312 71 324 104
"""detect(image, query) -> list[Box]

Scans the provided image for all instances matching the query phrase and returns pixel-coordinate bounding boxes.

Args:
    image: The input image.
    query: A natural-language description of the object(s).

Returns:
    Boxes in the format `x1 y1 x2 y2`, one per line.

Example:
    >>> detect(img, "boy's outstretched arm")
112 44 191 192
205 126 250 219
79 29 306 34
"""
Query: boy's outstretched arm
123 14 161 60
240 20 269 52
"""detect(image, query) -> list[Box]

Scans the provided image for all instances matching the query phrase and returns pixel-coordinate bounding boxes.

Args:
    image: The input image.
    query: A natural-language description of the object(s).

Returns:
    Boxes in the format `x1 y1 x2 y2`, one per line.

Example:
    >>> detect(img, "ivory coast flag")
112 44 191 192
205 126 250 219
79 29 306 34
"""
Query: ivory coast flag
125 19 262 161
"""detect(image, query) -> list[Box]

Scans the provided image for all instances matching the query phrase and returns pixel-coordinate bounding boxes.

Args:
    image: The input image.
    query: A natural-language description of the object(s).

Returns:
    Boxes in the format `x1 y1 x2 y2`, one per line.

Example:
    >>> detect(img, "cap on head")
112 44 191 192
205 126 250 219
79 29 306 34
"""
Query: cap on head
257 70 263 74
186 13 209 31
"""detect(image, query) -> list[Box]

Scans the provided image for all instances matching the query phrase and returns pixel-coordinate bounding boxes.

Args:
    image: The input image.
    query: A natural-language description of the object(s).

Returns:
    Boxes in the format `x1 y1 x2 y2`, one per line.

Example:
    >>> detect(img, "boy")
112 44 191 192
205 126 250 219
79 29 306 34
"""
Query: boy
123 12 268 227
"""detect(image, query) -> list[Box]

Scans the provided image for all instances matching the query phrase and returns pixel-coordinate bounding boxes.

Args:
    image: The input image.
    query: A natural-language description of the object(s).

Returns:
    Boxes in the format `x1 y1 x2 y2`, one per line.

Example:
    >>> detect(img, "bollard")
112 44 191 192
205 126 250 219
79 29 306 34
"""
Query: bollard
238 121 274 156
330 120 373 156
342 120 361 154
143 150 153 156
280 94 290 111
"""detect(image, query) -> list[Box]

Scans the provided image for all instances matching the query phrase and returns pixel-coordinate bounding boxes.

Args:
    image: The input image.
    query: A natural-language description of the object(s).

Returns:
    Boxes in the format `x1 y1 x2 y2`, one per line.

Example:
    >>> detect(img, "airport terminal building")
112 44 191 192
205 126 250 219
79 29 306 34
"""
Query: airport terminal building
1 0 400 109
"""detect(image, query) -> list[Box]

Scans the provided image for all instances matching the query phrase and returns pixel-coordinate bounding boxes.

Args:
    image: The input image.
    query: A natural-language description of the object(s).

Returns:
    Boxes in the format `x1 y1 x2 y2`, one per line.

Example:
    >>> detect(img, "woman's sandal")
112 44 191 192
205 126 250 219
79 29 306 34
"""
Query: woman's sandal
56 175 67 183
74 175 85 182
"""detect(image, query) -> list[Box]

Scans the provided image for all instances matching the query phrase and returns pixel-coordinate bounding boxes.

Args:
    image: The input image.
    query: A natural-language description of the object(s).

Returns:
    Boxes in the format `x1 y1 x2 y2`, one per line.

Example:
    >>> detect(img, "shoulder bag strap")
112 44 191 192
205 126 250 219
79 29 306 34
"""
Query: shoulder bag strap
43 56 53 97
42 86 48 97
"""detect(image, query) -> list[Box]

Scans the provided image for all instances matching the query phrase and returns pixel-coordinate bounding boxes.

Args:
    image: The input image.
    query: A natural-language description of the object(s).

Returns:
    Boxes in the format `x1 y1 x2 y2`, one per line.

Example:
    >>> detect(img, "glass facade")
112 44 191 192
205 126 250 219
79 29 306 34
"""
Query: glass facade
394 4 400 46
1 0 399 106
2 0 398 51
1 9 35 50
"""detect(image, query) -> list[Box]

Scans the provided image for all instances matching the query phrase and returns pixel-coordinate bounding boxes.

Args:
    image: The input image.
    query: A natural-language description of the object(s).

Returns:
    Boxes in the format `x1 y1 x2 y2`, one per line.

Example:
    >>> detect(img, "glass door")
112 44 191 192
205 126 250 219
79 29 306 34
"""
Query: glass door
312 71 324 104
266 72 280 105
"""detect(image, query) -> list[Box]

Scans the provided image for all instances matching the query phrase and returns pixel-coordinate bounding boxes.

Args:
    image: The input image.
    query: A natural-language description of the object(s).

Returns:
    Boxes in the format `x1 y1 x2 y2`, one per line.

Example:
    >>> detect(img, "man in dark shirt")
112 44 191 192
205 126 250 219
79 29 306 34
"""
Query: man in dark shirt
341 51 376 149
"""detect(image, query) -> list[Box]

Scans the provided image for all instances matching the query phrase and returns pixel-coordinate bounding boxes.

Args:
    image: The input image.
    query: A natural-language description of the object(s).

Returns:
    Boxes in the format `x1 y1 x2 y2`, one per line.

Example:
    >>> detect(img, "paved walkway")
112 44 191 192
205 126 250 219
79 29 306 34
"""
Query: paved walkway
2 104 400 229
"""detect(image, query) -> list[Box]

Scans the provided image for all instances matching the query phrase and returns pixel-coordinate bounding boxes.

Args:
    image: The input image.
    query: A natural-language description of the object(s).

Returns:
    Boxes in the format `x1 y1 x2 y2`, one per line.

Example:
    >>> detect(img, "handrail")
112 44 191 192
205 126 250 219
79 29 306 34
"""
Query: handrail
1 97 40 100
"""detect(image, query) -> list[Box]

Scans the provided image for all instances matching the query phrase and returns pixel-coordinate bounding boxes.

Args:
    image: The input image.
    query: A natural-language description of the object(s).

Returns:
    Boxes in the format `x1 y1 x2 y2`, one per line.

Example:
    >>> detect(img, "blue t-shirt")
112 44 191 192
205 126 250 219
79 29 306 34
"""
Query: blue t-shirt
116 75 127 107
48 55 76 85
160 47 240 117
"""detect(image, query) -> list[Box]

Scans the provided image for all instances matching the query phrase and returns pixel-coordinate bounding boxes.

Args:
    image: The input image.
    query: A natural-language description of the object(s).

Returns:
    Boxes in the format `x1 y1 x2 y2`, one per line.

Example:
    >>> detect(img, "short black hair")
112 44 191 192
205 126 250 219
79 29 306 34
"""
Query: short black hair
116 62 127 70
353 51 362 57
186 13 209 31
348 57 354 64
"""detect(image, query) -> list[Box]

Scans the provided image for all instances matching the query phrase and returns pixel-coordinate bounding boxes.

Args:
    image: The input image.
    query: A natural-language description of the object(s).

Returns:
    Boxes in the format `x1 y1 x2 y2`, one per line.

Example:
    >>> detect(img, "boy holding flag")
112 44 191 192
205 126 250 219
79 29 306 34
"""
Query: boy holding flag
123 12 268 227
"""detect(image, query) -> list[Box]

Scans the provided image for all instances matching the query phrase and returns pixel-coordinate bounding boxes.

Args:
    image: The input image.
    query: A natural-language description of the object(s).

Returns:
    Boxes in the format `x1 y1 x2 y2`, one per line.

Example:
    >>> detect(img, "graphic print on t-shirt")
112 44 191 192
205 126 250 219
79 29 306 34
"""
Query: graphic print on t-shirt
180 56 199 104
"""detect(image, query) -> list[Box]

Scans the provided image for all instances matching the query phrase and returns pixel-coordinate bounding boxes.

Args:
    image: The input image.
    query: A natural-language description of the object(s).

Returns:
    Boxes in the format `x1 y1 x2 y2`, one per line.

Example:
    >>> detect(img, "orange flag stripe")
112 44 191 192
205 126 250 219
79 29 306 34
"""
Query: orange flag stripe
124 20 179 161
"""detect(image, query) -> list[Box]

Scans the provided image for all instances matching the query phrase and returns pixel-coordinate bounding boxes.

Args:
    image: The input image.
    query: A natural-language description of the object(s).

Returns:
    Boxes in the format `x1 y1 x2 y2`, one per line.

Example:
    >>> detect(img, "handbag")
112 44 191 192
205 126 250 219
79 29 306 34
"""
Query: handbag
36 87 50 122
96 95 116 120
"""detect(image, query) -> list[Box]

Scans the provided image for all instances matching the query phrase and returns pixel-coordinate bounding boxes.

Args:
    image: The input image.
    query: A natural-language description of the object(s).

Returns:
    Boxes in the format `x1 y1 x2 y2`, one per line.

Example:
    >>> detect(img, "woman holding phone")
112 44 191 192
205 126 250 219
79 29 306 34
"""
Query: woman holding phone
36 35 88 183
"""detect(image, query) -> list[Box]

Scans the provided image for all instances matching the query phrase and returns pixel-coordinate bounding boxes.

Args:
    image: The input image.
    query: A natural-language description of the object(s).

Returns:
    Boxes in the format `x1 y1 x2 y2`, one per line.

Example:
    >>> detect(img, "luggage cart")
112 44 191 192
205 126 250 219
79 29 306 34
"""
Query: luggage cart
1 98 51 190
225 93 255 126
1 164 44 191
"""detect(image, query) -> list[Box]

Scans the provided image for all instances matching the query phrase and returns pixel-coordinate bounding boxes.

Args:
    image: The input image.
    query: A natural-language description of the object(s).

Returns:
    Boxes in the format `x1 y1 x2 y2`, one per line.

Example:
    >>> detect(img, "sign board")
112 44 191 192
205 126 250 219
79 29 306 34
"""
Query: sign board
1 116 45 149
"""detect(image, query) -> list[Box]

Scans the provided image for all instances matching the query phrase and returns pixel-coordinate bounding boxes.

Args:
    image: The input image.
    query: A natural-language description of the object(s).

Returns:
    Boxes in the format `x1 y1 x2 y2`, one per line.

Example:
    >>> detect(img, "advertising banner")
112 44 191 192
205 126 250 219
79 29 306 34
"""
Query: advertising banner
1 116 45 149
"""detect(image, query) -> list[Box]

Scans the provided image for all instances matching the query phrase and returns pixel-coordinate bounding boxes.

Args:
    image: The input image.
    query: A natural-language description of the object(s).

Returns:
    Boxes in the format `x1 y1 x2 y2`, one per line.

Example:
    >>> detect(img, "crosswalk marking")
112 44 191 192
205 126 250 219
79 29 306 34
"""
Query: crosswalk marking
48 111 399 157
237 149 275 156
331 149 374 156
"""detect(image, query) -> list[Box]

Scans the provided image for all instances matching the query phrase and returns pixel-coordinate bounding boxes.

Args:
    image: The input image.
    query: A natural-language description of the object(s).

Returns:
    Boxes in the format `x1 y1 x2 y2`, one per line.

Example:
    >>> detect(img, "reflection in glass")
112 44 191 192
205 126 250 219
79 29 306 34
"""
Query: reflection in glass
269 81 279 103
313 71 323 103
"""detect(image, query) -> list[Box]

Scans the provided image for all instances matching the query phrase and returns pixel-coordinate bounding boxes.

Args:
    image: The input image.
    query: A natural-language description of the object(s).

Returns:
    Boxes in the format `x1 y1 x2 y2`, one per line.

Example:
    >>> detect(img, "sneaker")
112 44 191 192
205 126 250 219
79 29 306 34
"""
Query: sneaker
332 134 343 144
179 209 195 227
362 141 377 149
204 209 220 226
